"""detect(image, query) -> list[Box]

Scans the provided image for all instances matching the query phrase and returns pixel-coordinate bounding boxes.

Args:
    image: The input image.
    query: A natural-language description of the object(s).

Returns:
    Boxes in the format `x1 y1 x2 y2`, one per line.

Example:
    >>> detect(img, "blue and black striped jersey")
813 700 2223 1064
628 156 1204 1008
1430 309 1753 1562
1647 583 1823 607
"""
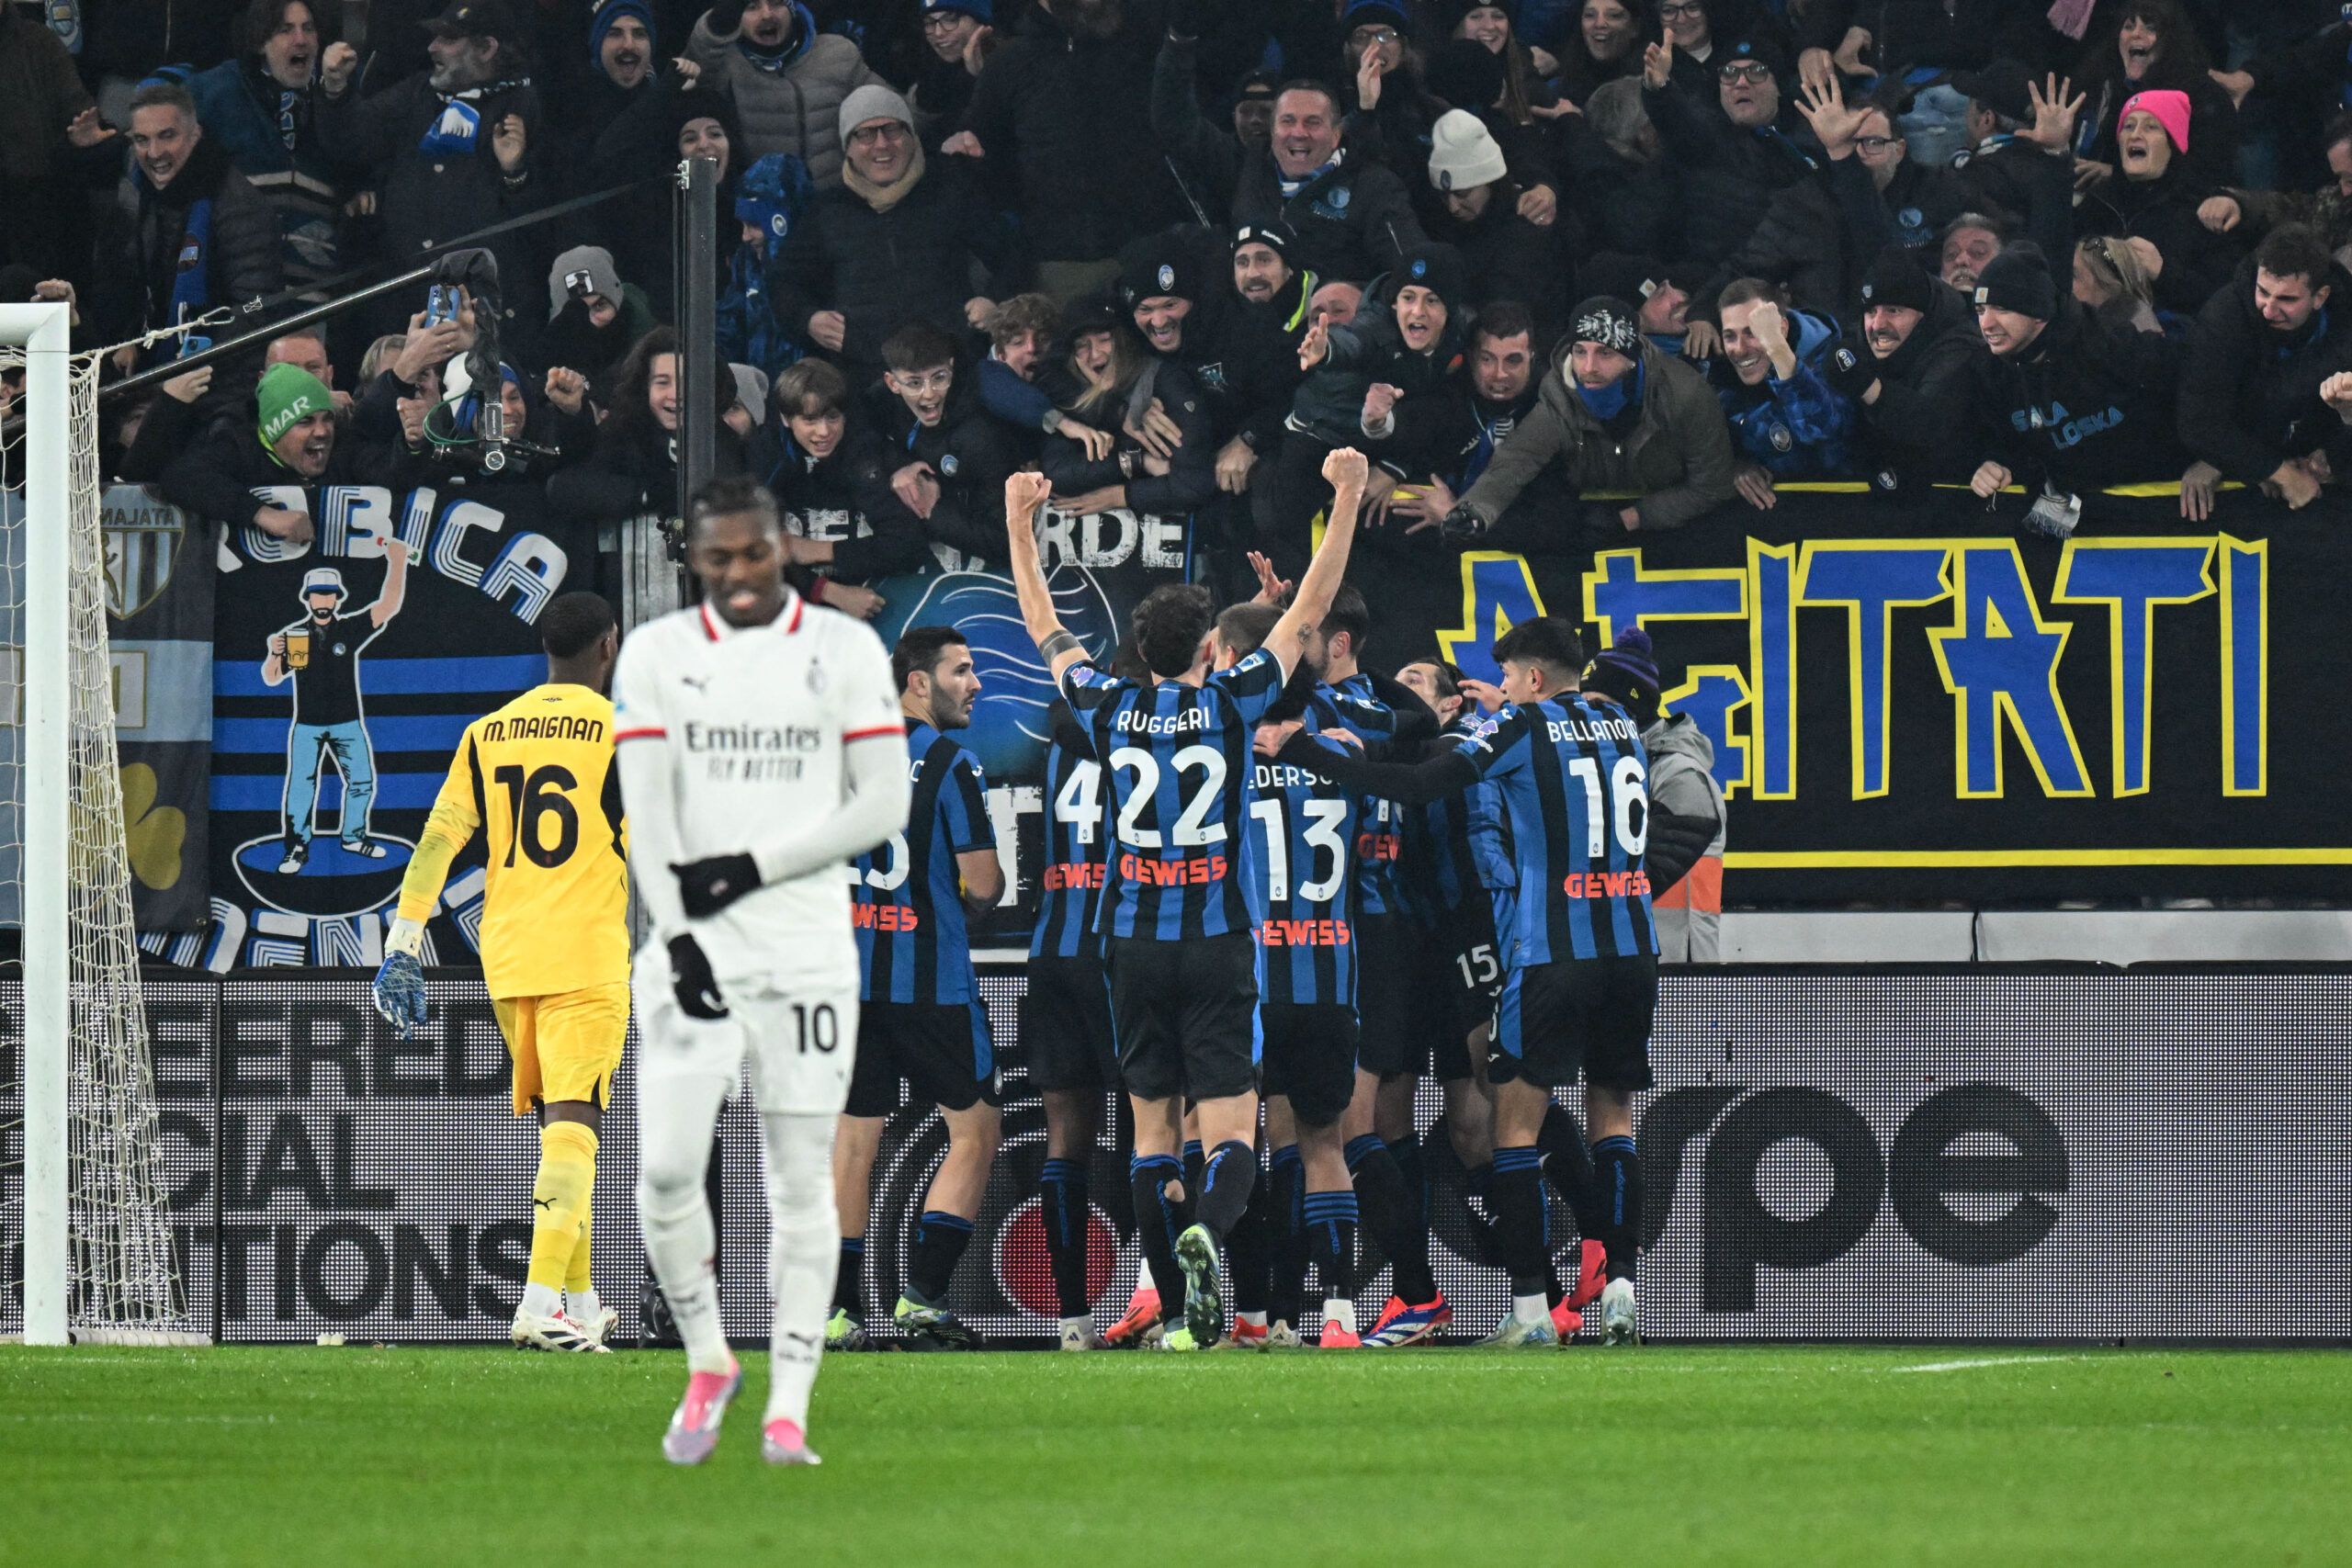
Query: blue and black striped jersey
1060 649 1288 942
1401 712 1516 925
1454 695 1657 964
1312 675 1406 919
853 719 996 1002
1030 706 1106 961
1246 715 1361 1008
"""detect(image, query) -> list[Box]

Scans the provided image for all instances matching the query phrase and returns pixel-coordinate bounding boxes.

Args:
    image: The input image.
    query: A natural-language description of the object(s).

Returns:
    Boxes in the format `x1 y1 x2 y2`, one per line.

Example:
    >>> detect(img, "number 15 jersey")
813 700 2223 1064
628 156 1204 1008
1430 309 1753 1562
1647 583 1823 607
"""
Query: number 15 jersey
1060 648 1288 942
402 682 628 999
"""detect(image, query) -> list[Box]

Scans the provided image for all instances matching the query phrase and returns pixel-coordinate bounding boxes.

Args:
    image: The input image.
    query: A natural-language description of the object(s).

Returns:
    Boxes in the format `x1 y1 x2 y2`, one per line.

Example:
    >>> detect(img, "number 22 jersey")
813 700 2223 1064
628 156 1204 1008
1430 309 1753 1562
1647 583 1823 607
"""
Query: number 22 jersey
1059 647 1288 942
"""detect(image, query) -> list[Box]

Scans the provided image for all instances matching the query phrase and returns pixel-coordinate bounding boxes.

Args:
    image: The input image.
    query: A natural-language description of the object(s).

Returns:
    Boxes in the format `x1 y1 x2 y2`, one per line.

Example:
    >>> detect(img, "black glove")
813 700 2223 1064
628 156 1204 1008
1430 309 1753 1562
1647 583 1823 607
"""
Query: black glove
1439 504 1489 543
674 852 762 919
1821 338 1881 403
668 933 729 1021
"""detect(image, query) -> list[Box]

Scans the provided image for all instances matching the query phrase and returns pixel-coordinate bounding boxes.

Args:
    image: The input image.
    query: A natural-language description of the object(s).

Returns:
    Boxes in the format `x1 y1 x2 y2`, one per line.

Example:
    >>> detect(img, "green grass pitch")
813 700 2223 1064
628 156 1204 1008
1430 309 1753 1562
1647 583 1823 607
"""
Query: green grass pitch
5 1345 2347 1565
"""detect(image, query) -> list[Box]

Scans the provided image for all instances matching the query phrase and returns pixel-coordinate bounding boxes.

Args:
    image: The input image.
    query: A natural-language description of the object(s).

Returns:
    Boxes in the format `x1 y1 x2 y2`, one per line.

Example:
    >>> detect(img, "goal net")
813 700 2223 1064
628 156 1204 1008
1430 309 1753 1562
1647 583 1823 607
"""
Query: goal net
0 321 196 1345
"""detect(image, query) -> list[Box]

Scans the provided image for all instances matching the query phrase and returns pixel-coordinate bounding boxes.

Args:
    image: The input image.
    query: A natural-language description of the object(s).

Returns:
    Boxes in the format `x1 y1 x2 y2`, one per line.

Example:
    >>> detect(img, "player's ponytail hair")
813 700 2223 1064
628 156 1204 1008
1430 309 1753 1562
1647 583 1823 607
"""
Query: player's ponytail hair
1130 582 1216 678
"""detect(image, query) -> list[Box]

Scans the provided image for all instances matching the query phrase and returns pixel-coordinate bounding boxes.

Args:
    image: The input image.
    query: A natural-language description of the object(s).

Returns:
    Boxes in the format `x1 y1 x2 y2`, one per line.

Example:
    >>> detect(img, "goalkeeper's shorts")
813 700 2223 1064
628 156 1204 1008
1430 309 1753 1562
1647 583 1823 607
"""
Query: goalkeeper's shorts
493 982 630 1116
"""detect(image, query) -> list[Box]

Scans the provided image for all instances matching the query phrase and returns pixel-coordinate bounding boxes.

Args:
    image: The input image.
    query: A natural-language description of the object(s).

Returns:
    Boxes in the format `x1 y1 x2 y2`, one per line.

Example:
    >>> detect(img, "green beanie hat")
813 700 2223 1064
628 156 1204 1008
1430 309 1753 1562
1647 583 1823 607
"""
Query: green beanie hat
256 362 334 452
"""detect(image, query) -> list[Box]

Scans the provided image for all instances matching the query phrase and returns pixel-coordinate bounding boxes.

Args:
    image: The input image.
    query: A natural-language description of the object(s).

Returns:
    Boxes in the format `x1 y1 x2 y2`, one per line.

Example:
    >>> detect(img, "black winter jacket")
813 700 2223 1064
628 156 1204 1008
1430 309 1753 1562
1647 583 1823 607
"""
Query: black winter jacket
866 387 1017 568
1641 83 1824 270
1419 185 1569 338
93 135 283 347
959 0 1189 263
1039 360 1217 516
2177 255 2352 485
749 421 933 582
1837 277 1985 494
766 157 1019 386
1555 117 1678 261
2073 164 2248 319
1963 300 2184 493
1152 37 1425 284
159 407 415 529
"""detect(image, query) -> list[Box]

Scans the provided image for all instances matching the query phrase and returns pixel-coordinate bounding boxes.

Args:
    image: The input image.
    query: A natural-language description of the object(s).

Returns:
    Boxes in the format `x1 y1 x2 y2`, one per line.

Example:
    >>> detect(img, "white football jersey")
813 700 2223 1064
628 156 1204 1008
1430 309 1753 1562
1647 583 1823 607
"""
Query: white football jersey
613 594 904 986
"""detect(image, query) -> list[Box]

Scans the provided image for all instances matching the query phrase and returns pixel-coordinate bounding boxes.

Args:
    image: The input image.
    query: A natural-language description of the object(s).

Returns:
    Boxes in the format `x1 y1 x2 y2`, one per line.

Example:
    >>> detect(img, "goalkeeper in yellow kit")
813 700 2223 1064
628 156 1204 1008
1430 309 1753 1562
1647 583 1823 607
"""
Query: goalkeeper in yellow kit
372 592 630 1352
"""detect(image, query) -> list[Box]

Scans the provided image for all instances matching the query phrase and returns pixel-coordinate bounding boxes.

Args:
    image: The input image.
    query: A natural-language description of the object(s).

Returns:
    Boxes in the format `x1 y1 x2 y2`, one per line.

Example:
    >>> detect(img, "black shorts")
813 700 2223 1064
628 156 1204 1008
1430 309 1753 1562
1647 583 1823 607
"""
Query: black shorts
1403 919 1476 1082
1102 931 1260 1104
1020 953 1117 1094
1443 893 1511 1043
1259 1003 1359 1127
1351 911 1414 1078
845 998 1001 1118
1490 954 1657 1093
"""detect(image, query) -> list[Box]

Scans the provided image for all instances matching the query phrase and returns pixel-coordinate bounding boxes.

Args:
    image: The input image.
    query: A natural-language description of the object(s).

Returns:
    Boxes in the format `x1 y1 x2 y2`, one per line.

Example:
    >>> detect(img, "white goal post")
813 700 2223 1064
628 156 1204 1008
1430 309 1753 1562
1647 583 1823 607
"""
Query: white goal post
4 301 73 1347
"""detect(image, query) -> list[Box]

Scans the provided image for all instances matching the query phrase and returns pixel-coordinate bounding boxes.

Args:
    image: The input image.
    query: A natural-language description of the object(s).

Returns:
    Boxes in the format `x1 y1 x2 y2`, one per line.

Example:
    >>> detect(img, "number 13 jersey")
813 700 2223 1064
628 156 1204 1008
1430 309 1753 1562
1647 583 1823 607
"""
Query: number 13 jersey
406 682 629 999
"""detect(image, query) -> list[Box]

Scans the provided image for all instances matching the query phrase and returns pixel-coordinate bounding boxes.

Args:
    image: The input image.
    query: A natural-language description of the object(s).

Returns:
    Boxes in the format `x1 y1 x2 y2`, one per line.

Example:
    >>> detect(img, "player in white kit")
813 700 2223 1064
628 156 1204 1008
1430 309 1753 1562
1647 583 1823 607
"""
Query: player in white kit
614 475 911 1468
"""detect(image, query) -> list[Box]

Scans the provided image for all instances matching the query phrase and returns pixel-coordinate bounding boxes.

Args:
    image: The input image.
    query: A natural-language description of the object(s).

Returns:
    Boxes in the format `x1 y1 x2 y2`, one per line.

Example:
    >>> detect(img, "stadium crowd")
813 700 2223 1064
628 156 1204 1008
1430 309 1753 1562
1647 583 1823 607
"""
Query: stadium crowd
6 0 2352 581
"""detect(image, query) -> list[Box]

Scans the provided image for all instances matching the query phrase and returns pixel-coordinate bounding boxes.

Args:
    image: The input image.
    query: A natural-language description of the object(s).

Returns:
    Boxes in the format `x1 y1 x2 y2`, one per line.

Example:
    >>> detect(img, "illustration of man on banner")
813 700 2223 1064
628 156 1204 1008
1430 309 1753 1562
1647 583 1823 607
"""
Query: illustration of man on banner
262 541 408 872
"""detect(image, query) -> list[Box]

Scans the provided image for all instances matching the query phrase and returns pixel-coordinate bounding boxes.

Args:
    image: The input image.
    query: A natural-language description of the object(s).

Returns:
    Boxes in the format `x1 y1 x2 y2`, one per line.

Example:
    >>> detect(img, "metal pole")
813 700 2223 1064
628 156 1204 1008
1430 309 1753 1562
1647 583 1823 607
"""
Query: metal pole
675 156 719 520
2 300 74 1346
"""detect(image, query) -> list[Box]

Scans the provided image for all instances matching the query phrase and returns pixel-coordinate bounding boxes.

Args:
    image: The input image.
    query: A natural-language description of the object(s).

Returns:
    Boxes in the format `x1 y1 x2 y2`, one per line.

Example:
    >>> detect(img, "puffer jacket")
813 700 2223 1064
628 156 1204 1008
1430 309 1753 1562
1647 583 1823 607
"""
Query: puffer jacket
92 133 284 354
1641 82 1824 270
1284 302 1467 450
1710 306 1856 478
686 2 880 189
188 58 350 288
1458 338 1739 531
958 0 1184 264
1643 710 1724 962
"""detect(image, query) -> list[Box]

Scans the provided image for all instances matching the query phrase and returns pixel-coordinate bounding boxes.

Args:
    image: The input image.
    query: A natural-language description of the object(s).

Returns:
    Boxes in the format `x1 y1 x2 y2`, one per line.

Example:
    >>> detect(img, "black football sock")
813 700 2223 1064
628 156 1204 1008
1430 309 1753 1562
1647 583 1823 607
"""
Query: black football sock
1040 1158 1091 1320
1540 1100 1605 1238
1197 1139 1255 1247
1183 1138 1204 1198
1346 1134 1438 1305
1464 1160 1500 1267
1591 1134 1643 1282
1303 1189 1358 1306
1268 1145 1305 1324
1226 1154 1271 1317
1129 1154 1186 1320
906 1211 974 1305
833 1235 865 1318
1489 1145 1549 1296
1390 1130 1430 1240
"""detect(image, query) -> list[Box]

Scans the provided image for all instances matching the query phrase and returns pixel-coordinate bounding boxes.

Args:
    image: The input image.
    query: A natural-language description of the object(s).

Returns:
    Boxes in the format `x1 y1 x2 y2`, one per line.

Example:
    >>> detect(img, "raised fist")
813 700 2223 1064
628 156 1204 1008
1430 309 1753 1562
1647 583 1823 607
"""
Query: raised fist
1322 446 1370 492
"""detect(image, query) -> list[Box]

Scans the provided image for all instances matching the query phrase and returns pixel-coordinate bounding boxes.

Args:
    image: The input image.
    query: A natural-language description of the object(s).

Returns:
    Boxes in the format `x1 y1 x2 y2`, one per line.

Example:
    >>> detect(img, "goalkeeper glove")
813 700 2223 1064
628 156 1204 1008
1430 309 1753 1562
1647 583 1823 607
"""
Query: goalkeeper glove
674 852 762 918
372 917 429 1038
668 934 729 1021
1439 504 1490 543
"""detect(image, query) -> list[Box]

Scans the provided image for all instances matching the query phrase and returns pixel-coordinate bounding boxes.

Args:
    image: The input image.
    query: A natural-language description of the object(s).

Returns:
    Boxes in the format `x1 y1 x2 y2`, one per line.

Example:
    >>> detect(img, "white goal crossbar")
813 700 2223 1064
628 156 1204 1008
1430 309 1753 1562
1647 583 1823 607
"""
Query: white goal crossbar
2 301 73 1346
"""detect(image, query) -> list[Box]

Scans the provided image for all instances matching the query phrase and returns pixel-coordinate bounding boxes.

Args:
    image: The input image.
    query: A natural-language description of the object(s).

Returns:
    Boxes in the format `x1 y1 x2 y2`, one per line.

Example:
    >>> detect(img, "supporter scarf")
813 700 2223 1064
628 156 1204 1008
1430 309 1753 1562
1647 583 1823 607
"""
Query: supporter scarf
1277 149 1344 198
416 77 529 156
1574 362 1642 422
842 139 925 212
738 2 816 73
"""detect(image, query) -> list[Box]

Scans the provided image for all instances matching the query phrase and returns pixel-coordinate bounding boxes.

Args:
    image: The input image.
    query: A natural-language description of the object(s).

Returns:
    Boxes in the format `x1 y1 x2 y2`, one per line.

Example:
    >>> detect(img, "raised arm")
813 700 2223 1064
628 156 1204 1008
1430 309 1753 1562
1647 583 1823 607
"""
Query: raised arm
367 538 409 626
1261 446 1366 677
1003 469 1091 683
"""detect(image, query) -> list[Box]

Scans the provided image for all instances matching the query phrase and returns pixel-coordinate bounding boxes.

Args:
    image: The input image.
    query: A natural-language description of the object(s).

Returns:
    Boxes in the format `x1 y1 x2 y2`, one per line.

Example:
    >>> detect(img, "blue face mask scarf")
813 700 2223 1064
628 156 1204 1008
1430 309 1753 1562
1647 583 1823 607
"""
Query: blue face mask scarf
1574 361 1643 421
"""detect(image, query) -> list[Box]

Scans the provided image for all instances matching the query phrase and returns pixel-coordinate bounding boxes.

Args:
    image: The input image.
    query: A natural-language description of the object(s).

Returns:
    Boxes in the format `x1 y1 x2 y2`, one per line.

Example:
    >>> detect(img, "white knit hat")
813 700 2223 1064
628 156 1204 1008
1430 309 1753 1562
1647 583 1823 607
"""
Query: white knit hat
838 84 913 145
1427 109 1507 193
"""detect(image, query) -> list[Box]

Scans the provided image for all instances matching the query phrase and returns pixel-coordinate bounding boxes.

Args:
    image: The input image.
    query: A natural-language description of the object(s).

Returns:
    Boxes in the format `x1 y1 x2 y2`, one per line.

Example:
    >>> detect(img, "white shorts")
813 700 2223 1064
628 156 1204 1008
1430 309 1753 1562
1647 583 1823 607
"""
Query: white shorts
632 955 862 1116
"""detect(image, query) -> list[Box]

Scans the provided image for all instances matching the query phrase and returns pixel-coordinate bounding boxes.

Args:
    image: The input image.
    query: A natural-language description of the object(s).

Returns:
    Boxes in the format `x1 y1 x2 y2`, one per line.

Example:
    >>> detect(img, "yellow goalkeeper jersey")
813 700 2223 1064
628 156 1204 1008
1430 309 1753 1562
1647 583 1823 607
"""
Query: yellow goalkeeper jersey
396 682 629 999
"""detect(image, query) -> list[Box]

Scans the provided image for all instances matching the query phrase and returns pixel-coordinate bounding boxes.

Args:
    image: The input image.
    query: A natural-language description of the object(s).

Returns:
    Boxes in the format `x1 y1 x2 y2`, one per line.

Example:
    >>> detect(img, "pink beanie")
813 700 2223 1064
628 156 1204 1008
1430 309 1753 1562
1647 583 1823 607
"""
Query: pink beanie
2120 88 2191 154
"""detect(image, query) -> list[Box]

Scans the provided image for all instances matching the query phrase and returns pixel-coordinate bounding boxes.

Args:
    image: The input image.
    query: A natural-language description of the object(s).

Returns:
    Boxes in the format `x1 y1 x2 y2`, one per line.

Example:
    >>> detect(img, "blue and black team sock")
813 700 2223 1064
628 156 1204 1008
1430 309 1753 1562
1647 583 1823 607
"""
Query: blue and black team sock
1129 1154 1186 1321
1040 1158 1091 1320
1346 1134 1438 1305
1197 1139 1256 1247
907 1212 975 1305
1591 1135 1642 1282
1540 1100 1605 1237
1489 1145 1549 1296
833 1235 865 1318
1182 1138 1205 1198
1268 1145 1305 1324
1303 1189 1359 1304
1225 1149 1272 1317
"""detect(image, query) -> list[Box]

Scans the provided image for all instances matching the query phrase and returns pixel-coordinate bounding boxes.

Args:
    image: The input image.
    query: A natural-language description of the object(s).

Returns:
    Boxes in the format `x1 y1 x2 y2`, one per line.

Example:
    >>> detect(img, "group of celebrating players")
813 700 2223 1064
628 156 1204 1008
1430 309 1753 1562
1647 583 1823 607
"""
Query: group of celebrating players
372 446 1699 1467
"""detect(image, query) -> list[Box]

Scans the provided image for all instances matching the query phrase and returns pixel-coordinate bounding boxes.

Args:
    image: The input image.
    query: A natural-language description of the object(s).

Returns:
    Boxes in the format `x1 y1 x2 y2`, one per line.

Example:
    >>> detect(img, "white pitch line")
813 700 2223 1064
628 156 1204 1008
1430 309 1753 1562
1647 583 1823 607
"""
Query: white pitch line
1894 1355 2085 1373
